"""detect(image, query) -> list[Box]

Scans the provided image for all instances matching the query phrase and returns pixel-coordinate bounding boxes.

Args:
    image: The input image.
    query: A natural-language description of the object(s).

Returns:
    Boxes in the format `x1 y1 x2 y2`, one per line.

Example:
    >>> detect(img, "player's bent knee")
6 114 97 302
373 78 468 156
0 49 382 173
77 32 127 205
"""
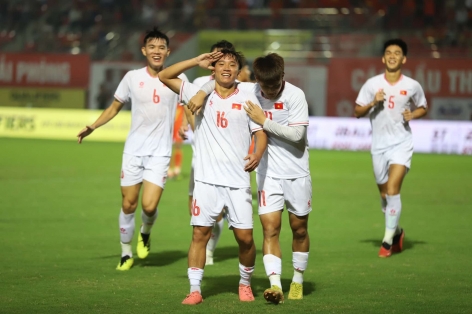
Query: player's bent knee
122 200 138 213
292 227 308 240
262 226 280 239
192 226 212 242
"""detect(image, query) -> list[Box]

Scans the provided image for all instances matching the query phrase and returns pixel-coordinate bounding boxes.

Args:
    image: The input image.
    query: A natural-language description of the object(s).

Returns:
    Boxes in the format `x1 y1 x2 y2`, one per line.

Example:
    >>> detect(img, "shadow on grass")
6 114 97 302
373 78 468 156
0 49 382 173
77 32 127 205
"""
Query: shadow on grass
360 239 427 251
203 274 316 301
95 250 187 267
136 250 188 267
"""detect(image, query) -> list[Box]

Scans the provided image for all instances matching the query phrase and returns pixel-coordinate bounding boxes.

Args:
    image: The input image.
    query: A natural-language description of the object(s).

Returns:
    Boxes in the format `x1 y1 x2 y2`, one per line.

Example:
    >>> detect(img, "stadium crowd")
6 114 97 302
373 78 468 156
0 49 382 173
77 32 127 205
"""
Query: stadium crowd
0 0 471 60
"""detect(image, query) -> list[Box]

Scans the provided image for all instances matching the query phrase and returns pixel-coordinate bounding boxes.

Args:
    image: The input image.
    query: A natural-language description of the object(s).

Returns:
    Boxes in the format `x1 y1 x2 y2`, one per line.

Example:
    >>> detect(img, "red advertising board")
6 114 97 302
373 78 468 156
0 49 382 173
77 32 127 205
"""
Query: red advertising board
327 58 472 119
0 53 90 88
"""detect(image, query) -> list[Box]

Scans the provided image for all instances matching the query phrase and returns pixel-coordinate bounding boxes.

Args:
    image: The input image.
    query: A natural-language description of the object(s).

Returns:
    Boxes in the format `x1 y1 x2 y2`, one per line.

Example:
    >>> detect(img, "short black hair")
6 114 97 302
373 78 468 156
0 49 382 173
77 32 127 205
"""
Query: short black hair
211 49 244 70
210 40 235 52
143 27 169 47
383 38 408 56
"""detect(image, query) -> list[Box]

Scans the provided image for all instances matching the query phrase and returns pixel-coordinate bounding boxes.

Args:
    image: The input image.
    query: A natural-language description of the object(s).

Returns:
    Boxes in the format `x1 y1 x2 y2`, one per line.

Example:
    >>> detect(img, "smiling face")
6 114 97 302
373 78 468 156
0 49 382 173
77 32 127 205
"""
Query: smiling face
141 38 170 71
213 54 240 87
382 44 406 72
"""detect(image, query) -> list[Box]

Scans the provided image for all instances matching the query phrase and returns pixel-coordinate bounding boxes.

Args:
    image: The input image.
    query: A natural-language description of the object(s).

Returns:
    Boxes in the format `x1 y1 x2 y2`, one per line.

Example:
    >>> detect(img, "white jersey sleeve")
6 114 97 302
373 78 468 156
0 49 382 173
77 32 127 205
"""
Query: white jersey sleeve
179 80 201 105
114 72 132 103
246 91 263 133
411 81 427 108
355 79 375 107
287 88 309 126
237 82 257 93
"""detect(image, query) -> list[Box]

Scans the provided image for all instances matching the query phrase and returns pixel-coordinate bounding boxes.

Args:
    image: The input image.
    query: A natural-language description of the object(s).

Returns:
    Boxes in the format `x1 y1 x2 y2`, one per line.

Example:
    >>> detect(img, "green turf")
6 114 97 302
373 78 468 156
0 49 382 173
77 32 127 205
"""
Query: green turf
0 138 471 313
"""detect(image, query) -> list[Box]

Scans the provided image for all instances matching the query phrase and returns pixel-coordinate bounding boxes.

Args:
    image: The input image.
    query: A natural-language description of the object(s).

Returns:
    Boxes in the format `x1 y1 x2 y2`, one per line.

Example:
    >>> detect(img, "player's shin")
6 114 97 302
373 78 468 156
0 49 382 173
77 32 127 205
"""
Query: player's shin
119 209 135 256
383 194 402 245
239 263 254 286
380 197 387 215
263 254 282 288
292 252 309 284
141 209 158 234
188 267 204 293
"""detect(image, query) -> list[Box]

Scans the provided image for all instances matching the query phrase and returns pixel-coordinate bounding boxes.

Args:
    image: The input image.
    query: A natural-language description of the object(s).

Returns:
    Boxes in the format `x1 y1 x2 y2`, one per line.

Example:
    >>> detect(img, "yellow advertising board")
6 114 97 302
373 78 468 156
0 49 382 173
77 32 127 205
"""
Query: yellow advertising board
0 88 85 109
0 107 130 142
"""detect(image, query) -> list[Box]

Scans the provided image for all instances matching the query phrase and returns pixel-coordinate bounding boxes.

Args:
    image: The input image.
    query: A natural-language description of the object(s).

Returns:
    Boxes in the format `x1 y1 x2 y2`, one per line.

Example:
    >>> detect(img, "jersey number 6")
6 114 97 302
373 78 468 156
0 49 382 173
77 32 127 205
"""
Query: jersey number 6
192 199 200 216
153 89 160 104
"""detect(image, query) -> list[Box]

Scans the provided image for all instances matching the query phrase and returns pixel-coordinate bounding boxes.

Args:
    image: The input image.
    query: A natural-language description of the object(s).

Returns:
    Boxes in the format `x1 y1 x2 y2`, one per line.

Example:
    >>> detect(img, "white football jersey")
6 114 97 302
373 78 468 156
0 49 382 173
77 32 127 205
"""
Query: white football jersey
193 75 213 88
190 75 213 166
180 81 262 188
356 74 427 154
114 67 188 157
237 81 310 179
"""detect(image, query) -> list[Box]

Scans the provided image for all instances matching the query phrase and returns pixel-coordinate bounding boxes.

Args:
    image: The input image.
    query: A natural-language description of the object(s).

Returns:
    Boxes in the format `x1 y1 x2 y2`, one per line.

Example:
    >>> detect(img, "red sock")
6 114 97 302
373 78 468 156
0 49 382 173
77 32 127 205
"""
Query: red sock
175 150 183 168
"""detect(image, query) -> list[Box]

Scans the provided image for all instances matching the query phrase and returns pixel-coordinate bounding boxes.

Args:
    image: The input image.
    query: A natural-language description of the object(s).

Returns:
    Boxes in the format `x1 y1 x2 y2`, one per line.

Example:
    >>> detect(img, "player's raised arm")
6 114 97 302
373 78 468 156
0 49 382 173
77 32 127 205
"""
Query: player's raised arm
159 52 223 94
77 99 124 143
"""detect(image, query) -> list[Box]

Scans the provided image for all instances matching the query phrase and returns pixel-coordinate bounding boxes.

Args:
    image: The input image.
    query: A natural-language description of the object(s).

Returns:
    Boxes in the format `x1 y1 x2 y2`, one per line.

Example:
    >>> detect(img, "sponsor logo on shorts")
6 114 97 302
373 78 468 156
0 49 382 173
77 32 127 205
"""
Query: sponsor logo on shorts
120 228 126 234
308 200 311 207
121 170 124 179
389 209 396 215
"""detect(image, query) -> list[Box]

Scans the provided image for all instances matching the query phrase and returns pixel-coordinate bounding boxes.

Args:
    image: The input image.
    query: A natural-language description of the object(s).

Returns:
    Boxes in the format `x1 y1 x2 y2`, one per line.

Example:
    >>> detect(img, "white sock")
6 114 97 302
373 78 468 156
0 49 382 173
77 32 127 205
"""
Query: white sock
141 209 158 234
239 263 254 286
120 242 132 258
188 267 204 293
263 254 282 288
119 209 135 244
206 217 224 253
292 252 309 284
381 197 387 214
383 194 402 245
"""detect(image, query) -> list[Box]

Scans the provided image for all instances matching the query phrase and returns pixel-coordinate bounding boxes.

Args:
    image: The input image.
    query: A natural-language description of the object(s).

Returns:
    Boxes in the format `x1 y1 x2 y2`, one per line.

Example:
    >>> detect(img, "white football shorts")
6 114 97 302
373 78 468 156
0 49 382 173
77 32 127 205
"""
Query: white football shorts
372 140 413 184
191 181 253 229
120 153 169 188
256 174 312 217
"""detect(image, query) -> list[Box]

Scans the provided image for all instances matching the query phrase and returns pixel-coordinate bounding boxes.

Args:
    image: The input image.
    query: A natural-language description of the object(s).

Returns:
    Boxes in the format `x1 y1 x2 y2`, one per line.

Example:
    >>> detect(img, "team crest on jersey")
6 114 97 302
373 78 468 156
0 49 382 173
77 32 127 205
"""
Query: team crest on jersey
139 82 144 88
400 90 407 95
274 102 284 110
209 100 213 106
232 103 242 110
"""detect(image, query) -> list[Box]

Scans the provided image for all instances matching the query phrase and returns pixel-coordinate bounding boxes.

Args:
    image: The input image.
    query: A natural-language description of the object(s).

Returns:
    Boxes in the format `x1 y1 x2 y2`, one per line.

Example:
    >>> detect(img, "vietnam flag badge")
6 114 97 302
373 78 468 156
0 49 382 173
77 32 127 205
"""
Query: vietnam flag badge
274 102 284 110
232 103 242 110
400 90 407 95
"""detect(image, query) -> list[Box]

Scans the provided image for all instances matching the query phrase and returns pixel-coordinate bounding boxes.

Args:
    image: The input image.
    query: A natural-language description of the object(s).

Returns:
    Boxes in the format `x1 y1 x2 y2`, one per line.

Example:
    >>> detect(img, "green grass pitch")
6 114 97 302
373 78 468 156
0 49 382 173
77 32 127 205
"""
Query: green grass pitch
0 138 471 313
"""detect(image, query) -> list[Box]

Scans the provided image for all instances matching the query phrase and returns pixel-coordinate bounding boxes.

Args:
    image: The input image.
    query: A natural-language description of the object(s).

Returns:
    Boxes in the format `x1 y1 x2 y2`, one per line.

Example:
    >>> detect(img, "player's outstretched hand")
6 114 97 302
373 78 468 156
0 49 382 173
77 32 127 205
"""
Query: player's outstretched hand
194 51 223 71
402 109 413 122
77 125 95 143
244 100 266 125
179 124 189 140
188 91 206 115
244 153 261 172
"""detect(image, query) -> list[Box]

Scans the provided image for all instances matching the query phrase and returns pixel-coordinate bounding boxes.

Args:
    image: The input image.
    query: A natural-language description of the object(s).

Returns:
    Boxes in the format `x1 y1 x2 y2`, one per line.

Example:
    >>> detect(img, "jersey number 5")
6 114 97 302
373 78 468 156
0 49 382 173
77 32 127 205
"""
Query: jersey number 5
153 89 160 104
388 95 394 109
216 111 228 128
